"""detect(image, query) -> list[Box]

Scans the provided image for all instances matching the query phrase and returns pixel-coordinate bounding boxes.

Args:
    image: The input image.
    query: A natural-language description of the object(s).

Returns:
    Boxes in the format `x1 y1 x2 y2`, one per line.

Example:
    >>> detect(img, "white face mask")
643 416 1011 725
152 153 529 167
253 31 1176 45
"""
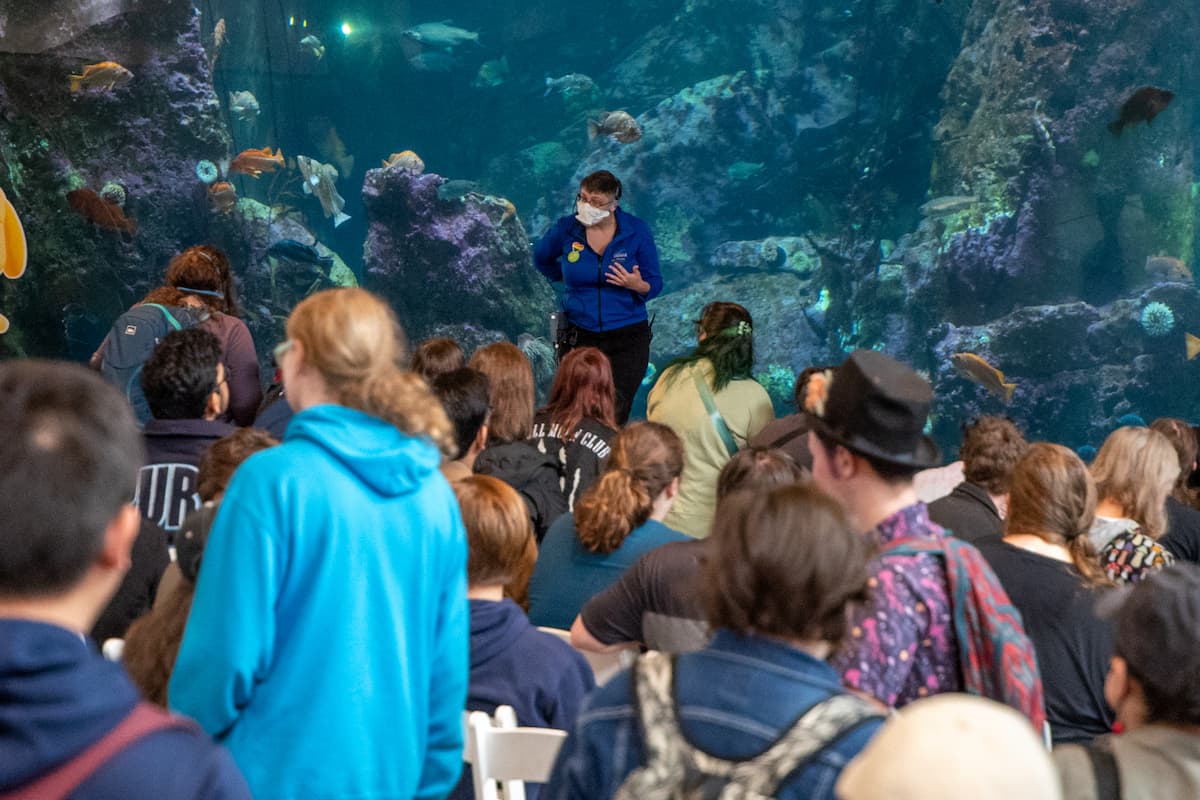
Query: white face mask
575 200 611 227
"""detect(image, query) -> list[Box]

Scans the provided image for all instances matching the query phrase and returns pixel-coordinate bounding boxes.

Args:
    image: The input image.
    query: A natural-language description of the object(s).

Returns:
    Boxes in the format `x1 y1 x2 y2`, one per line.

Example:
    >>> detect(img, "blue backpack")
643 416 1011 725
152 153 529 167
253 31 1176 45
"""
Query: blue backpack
98 303 208 425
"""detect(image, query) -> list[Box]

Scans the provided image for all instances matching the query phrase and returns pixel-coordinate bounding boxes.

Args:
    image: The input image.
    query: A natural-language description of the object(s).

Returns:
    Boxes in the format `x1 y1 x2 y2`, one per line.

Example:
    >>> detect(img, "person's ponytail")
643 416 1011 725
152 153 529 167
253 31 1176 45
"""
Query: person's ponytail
1066 532 1114 588
575 469 651 554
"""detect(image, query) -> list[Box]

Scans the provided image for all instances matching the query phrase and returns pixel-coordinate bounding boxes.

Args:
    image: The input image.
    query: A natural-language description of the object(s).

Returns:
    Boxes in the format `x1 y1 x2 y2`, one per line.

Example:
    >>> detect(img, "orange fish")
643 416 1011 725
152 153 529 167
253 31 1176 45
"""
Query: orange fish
208 181 237 213
67 188 136 236
230 147 285 178
69 61 133 93
0 187 27 280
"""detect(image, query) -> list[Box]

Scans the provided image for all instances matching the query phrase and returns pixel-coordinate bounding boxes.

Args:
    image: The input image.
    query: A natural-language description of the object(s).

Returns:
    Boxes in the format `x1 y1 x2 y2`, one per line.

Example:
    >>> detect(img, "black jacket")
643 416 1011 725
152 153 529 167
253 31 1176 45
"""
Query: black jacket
474 441 569 542
927 481 1003 544
1161 496 1200 564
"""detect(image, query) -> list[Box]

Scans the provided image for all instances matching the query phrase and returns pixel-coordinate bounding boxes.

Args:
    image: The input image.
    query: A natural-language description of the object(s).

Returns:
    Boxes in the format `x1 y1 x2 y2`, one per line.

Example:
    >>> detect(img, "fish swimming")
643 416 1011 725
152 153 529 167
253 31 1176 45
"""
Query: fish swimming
473 56 509 89
229 90 260 121
211 18 226 69
951 352 1016 404
0 187 28 280
1145 255 1192 283
67 188 137 236
437 179 480 202
208 181 237 214
544 73 595 98
588 110 642 144
230 147 285 178
920 195 977 217
297 155 350 228
382 151 424 173
267 239 334 267
402 21 480 49
300 35 325 59
1187 332 1200 361
1108 87 1174 136
69 61 133 93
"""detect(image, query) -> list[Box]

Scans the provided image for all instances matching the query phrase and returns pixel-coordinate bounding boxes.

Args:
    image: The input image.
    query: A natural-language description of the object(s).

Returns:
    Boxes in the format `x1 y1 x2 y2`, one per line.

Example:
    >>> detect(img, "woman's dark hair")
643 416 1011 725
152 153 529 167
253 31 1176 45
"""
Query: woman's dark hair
1006 443 1112 588
164 245 239 316
469 342 535 445
432 368 491 459
540 347 618 440
575 422 684 554
579 170 622 201
411 337 465 384
664 301 755 392
1150 418 1199 506
960 416 1029 495
197 427 279 502
716 447 805 500
704 483 870 645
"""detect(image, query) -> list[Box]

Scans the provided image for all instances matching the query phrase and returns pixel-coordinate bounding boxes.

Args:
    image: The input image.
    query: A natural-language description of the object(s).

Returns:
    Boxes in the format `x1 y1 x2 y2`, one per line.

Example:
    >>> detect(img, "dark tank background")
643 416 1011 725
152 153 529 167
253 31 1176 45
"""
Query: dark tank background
0 0 1197 457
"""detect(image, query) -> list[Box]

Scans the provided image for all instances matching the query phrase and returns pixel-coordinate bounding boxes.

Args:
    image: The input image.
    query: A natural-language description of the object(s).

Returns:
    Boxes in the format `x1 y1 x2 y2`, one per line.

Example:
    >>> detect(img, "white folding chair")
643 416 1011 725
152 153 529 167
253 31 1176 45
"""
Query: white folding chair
469 706 567 800
537 626 635 686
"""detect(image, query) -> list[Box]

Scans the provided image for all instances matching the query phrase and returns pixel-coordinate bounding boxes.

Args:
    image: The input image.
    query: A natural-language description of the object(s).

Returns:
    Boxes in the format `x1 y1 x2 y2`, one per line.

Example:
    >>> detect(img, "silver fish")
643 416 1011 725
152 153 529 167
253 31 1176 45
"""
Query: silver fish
588 110 642 144
402 20 480 49
473 56 509 88
299 34 325 59
228 90 260 121
296 155 350 228
544 73 595 98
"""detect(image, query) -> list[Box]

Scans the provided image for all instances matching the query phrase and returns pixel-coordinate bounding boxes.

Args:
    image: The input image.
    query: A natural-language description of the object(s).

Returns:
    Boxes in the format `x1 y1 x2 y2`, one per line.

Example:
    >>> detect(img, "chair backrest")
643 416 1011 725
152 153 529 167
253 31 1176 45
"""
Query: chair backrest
537 626 635 686
469 707 567 800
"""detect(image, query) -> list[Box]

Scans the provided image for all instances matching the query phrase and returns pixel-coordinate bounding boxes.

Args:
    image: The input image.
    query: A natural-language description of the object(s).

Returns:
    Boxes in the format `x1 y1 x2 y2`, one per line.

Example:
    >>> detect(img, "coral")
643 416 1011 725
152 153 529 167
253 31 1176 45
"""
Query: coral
195 159 219 184
1139 301 1175 337
754 363 797 407
98 182 126 208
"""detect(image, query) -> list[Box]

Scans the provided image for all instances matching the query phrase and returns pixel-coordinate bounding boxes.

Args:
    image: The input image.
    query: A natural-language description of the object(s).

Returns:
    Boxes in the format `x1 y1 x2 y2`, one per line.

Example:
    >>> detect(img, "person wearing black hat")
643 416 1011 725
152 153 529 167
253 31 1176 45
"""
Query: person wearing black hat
803 349 962 708
1054 564 1200 800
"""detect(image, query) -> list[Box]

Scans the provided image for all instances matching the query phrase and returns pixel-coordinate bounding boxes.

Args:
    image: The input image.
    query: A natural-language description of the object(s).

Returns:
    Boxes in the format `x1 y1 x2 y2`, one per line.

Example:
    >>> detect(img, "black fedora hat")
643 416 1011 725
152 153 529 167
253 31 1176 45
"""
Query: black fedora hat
805 350 941 469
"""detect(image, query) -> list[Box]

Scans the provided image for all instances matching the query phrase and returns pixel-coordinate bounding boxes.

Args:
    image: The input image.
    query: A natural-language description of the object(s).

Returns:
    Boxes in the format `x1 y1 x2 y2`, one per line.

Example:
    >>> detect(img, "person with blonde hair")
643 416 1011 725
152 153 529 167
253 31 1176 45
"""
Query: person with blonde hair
1089 426 1178 584
450 476 593 800
528 421 689 629
170 288 469 800
976 443 1116 744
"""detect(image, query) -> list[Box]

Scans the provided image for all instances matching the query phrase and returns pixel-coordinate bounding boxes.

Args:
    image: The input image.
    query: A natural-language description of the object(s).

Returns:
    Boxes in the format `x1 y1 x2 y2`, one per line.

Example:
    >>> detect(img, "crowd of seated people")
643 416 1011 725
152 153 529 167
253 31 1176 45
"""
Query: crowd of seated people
6 271 1200 799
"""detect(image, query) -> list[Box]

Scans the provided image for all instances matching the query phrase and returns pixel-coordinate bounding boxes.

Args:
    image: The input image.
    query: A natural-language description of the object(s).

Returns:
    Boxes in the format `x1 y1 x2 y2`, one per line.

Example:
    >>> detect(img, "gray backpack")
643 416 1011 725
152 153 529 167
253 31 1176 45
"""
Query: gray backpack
615 651 879 800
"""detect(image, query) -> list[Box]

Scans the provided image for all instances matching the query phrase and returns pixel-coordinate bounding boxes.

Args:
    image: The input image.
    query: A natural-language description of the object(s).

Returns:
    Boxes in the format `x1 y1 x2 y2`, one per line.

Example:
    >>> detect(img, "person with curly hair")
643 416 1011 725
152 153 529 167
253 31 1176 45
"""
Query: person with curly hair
527 421 689 630
647 301 774 538
929 415 1029 544
170 288 468 800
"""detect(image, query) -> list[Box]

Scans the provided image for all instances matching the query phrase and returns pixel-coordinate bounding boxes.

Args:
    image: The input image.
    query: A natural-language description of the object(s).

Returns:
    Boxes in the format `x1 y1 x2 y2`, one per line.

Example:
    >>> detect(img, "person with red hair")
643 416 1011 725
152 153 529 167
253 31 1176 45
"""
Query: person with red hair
529 346 619 511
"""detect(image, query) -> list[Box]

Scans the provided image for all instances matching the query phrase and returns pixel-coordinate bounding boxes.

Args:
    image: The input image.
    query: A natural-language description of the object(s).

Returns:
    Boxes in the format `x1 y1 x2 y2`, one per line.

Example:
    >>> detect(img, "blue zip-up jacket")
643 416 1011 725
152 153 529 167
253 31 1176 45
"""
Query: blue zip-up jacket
0 619 250 799
170 404 470 800
534 208 663 332
544 630 884 800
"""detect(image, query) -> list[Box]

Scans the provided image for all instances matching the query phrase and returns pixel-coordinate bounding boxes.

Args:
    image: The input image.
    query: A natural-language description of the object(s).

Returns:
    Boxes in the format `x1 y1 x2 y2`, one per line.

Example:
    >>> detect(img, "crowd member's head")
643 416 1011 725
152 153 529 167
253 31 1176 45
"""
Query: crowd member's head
140 328 228 421
804 350 940 530
1091 426 1180 538
575 422 683 554
140 245 239 316
197 428 280 502
1005 443 1109 586
577 170 622 210
1150 417 1198 506
836 694 1061 800
960 416 1028 497
454 475 538 608
704 483 868 654
666 301 755 392
411 337 465 385
715 446 805 501
792 365 835 410
0 360 143 622
541 346 618 437
432 368 491 465
469 342 535 445
1104 564 1200 731
278 288 455 455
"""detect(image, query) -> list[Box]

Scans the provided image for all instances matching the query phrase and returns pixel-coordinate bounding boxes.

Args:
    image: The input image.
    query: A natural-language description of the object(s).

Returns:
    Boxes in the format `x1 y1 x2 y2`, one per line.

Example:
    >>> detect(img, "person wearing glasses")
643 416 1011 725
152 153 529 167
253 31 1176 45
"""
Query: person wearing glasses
534 170 663 424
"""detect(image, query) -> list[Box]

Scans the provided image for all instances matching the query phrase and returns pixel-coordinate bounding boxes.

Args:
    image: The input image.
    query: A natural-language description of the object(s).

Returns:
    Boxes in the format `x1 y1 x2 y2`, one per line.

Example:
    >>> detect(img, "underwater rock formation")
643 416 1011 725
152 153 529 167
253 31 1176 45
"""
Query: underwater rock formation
362 164 555 343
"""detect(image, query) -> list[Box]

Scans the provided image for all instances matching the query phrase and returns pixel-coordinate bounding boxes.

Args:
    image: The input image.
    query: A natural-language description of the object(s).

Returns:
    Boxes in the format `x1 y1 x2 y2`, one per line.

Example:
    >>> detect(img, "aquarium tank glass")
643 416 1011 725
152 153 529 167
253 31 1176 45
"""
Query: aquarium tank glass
1 0 1197 456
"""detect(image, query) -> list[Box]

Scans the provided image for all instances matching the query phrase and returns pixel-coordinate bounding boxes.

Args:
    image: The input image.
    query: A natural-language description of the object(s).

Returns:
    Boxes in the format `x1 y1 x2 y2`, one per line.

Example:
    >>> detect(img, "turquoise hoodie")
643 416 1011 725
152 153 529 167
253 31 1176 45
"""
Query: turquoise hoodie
170 404 469 800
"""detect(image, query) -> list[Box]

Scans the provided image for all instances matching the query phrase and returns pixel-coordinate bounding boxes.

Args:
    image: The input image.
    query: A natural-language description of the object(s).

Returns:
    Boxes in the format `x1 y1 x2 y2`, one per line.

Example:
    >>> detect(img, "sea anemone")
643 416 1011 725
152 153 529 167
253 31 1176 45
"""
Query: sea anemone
1116 413 1147 428
1076 445 1097 462
195 160 219 185
99 182 126 208
1139 301 1175 337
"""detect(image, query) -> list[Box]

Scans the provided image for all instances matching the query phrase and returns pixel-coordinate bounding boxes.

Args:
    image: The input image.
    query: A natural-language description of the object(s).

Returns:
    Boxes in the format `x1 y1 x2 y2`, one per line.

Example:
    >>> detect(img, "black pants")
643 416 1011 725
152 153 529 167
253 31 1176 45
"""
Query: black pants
562 320 651 425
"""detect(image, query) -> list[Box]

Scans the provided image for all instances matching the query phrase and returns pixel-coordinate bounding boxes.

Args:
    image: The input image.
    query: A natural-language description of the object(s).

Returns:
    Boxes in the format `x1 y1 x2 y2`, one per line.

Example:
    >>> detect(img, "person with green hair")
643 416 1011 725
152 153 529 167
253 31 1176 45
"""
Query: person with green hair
647 301 774 537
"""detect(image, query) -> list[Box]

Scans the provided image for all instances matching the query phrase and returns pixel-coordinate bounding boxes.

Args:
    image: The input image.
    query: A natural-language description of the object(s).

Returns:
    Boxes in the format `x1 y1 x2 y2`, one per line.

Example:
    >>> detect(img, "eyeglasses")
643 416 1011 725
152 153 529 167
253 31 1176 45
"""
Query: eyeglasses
273 339 294 363
577 192 615 210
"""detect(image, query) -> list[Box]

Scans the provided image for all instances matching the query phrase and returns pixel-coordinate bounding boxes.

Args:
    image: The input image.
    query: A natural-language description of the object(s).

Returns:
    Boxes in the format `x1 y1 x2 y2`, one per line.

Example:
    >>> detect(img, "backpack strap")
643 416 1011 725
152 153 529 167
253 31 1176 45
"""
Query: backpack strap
616 651 881 800
0 703 192 800
691 370 739 458
1086 743 1122 800
141 303 183 331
